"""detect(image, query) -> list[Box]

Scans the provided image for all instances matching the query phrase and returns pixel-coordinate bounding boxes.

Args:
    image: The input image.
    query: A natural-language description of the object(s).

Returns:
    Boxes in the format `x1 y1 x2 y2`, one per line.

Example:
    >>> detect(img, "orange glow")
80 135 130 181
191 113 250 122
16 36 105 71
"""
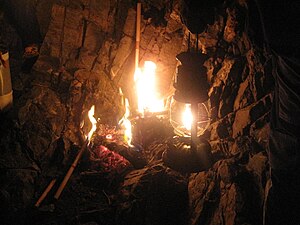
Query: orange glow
134 61 164 115
119 90 133 147
87 105 97 143
182 104 193 131
170 99 211 137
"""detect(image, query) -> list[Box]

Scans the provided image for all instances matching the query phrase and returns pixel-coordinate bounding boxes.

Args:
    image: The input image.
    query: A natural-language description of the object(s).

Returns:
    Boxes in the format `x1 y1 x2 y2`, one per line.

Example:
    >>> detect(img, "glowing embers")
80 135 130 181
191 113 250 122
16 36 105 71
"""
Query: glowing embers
134 61 165 115
169 98 210 137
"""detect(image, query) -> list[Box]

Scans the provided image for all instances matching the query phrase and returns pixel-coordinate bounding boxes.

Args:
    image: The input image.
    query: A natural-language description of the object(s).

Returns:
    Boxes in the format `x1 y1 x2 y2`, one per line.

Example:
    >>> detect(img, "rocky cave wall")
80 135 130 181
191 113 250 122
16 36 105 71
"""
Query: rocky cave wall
0 0 274 224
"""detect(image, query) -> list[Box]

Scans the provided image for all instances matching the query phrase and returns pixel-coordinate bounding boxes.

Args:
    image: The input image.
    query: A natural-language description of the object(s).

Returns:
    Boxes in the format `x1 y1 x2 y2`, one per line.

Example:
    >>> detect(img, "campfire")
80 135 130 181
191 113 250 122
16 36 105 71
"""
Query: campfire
0 1 274 224
134 61 165 116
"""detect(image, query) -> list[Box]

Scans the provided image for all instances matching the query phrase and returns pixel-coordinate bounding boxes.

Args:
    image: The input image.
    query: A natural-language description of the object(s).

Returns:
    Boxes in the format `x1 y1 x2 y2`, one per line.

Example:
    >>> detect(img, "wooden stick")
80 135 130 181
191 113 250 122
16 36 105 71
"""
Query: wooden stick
34 178 57 207
54 139 88 200
135 2 141 70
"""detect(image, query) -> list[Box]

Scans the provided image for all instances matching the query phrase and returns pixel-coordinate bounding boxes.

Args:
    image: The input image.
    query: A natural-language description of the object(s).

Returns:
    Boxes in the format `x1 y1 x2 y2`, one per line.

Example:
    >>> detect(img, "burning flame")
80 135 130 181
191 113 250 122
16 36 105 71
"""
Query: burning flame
134 61 164 115
182 104 193 131
117 61 165 146
87 105 97 143
118 89 133 147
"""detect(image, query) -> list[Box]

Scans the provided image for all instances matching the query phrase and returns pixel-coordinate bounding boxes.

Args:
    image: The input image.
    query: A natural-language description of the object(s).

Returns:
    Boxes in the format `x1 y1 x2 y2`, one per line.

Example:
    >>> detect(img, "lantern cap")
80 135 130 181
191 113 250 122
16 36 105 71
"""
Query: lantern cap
174 51 209 103
176 51 208 65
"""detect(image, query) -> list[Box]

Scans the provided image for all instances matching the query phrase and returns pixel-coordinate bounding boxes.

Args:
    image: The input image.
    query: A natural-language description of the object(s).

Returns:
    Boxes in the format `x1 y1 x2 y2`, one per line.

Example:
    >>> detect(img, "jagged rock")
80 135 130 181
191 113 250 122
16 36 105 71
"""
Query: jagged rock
116 164 188 225
36 0 56 37
189 156 266 225
110 35 134 79
250 115 270 150
4 169 38 207
232 106 251 138
17 85 66 163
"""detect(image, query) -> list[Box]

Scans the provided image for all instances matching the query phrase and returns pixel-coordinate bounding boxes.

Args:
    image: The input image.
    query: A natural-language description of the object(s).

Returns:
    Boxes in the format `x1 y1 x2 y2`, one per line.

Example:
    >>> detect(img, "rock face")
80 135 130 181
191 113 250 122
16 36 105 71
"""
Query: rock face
189 152 268 225
116 165 188 225
0 0 274 224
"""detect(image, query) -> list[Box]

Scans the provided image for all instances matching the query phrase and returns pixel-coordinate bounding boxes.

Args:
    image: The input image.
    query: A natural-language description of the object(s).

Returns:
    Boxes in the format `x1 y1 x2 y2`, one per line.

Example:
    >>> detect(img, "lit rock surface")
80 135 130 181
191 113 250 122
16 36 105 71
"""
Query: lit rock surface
0 0 274 224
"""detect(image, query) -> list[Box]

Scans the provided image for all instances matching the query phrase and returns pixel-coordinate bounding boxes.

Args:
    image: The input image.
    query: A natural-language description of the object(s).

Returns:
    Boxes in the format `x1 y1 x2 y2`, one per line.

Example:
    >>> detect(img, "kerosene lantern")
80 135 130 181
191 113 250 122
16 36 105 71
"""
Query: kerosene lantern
163 50 213 172
170 51 211 141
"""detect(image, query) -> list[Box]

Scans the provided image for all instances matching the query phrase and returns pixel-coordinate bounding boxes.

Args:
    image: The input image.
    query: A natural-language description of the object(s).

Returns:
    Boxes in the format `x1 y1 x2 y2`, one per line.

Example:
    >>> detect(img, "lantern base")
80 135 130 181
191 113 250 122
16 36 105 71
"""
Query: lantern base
162 136 213 173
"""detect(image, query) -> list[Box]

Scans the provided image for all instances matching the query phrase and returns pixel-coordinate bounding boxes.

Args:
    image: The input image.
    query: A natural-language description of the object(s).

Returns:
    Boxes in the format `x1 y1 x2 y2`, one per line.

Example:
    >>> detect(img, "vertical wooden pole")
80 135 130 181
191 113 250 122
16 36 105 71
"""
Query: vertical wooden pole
135 2 141 71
